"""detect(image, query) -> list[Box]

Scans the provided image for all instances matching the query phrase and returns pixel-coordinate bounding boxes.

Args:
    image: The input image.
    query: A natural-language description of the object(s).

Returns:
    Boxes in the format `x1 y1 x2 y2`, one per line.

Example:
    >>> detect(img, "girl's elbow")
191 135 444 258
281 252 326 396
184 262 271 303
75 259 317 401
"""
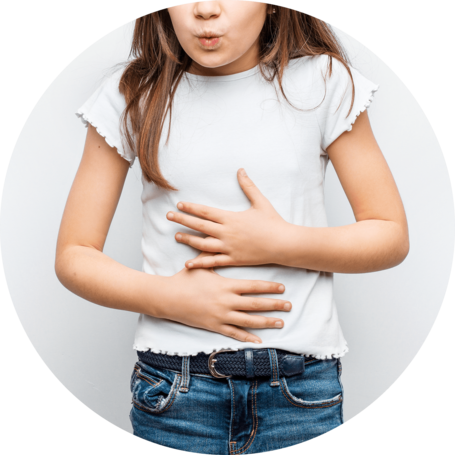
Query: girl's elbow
54 246 76 289
54 251 68 287
394 234 410 266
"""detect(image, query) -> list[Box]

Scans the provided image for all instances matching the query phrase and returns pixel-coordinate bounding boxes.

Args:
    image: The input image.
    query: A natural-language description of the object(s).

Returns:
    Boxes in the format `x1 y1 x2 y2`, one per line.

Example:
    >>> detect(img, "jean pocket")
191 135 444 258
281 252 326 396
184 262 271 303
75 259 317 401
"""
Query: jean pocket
280 376 342 408
131 362 182 415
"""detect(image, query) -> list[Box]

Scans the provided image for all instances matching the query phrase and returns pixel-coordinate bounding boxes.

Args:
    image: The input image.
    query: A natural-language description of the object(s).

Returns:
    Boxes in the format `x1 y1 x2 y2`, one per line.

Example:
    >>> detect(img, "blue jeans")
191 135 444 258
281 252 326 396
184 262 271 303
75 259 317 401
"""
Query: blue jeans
130 349 344 453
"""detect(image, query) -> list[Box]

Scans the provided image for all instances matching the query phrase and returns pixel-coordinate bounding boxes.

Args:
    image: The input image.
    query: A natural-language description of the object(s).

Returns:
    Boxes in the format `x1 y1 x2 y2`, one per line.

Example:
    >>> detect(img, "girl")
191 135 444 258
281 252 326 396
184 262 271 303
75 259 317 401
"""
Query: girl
56 1 409 453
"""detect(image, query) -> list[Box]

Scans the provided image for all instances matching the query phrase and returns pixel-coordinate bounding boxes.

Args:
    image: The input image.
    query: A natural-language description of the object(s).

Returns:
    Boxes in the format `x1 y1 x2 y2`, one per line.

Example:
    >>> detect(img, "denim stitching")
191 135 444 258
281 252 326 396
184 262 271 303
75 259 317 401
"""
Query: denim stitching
231 381 236 438
137 374 163 388
279 378 342 409
134 364 164 387
269 349 280 386
132 374 182 415
136 369 163 388
232 380 258 454
232 381 258 454
272 350 277 381
337 358 344 424
273 350 280 382
267 349 274 382
133 374 181 414
227 378 237 453
180 357 190 392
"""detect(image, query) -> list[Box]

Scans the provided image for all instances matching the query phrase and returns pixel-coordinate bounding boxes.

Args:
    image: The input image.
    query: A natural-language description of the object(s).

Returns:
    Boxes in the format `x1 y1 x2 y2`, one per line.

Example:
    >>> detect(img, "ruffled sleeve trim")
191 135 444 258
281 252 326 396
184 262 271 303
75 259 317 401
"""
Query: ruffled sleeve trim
344 84 379 133
75 110 135 167
314 55 380 153
75 70 136 168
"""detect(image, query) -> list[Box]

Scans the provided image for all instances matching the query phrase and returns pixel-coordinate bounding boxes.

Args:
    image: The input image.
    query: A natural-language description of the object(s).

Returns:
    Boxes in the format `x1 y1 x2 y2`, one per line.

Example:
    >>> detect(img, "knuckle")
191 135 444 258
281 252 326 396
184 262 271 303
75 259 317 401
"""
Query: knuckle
240 317 252 328
203 260 214 268
250 299 261 310
249 282 259 293
224 329 234 338
250 317 263 328
225 329 240 340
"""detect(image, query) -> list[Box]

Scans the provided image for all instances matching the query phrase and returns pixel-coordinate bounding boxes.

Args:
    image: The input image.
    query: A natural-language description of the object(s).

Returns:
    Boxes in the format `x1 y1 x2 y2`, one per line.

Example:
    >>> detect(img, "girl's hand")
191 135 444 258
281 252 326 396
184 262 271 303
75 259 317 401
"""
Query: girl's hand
159 251 292 344
166 168 290 269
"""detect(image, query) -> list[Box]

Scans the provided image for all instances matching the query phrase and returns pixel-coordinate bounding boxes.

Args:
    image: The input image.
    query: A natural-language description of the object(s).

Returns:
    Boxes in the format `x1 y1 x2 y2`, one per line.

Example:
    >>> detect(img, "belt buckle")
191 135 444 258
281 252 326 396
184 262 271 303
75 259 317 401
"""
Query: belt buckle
208 349 237 378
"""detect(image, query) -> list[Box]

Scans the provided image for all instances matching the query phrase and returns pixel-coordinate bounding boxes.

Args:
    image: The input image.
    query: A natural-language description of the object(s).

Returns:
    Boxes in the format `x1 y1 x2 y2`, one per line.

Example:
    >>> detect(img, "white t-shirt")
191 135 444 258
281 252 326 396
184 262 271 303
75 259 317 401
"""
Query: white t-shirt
76 54 379 359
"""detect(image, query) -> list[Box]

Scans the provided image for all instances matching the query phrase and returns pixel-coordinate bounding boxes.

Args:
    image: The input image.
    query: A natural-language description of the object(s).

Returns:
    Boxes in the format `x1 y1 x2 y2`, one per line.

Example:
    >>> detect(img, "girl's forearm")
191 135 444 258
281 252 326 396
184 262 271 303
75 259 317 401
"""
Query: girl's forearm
55 245 169 317
275 220 409 273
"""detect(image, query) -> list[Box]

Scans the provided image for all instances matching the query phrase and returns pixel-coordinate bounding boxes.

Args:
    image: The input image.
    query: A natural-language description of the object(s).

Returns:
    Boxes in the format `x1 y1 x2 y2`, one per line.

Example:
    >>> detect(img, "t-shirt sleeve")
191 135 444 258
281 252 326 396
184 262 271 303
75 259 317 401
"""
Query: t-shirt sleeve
313 55 380 153
75 69 136 167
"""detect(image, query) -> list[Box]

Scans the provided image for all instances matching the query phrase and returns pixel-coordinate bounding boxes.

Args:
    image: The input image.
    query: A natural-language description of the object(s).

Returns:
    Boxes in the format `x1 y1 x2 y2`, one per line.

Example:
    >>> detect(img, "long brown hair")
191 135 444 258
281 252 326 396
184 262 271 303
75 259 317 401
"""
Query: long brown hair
119 5 354 190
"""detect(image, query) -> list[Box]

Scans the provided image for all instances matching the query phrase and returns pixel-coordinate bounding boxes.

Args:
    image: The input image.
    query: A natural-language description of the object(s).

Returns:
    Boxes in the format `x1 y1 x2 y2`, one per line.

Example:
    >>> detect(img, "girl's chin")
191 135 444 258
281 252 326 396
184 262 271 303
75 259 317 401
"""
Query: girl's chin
188 59 235 76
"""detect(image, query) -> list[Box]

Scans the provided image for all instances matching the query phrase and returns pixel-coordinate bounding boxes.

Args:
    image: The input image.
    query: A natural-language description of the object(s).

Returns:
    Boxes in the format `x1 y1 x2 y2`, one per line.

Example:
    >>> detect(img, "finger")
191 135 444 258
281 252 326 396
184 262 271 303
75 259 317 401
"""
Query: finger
195 249 218 258
186 254 234 269
232 279 285 295
237 168 266 207
166 211 222 237
218 325 262 344
227 313 285 329
176 232 225 253
176 201 228 224
233 297 292 312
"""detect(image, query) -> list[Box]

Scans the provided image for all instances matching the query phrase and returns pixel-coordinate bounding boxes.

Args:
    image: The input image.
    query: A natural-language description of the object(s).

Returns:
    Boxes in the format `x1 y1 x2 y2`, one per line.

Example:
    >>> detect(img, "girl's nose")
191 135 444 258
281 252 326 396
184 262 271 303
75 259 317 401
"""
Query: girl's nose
194 0 221 19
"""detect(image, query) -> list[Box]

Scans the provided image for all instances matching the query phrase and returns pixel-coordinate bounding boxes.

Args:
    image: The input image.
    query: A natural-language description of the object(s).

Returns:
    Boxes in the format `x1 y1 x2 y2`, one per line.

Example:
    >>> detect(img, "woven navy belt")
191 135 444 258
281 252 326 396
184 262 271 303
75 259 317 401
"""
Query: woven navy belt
137 348 313 379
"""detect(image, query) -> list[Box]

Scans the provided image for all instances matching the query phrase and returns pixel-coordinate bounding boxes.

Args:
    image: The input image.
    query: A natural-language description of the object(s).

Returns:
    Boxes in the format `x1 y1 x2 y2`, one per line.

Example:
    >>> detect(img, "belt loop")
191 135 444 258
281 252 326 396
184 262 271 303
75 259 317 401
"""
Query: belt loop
179 355 190 393
244 348 254 378
268 349 280 387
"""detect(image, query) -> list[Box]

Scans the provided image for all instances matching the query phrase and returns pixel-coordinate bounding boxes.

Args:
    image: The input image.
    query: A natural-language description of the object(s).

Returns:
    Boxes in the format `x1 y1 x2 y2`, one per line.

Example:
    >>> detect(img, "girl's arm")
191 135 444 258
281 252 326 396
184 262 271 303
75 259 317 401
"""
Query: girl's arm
55 124 167 315
277 110 409 273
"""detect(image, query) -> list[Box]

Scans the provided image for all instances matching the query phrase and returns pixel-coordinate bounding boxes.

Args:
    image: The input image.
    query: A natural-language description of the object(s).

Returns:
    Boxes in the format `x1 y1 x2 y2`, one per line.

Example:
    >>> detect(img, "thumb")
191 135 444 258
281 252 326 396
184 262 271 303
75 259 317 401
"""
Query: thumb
237 168 266 207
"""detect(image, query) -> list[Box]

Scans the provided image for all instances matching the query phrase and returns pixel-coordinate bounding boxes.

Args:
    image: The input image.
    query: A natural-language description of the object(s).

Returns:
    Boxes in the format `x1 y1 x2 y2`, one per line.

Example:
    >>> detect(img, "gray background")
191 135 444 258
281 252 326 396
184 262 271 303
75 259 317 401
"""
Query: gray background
1 19 453 434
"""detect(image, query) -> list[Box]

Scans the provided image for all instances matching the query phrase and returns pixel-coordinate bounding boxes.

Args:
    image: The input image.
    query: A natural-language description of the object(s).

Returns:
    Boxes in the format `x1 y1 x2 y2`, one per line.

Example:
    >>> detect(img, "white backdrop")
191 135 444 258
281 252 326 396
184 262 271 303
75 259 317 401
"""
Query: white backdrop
1 1 454 454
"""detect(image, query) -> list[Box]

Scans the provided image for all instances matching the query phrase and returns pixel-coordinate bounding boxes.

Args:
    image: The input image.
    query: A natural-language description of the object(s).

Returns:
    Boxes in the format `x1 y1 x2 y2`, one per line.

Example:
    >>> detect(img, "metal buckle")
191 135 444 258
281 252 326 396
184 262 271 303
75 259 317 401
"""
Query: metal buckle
208 349 237 378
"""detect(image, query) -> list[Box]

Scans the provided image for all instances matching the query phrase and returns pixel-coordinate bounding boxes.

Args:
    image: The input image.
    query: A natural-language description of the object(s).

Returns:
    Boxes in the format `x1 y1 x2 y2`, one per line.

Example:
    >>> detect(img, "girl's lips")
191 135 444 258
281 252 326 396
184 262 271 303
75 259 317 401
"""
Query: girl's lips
198 37 221 48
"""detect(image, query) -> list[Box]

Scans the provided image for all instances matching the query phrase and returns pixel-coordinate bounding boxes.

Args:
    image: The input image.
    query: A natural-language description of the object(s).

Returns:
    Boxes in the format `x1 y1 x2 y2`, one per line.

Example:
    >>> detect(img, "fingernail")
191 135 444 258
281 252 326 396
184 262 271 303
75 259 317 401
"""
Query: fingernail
275 321 283 328
176 234 182 240
284 303 291 311
240 168 247 177
167 212 174 219
188 263 194 268
278 285 284 291
253 340 261 344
